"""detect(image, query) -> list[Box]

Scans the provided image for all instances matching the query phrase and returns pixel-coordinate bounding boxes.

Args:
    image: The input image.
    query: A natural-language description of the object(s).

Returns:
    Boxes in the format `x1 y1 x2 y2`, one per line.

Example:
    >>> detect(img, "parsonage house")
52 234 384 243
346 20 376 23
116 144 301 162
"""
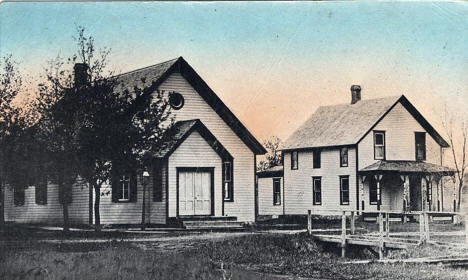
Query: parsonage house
4 57 266 226
258 86 455 218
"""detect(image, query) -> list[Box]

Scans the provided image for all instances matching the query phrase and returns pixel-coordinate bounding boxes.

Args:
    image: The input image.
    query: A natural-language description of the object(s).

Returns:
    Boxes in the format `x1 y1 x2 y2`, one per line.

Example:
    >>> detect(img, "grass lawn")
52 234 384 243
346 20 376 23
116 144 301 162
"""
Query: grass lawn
1 227 467 280
201 233 468 280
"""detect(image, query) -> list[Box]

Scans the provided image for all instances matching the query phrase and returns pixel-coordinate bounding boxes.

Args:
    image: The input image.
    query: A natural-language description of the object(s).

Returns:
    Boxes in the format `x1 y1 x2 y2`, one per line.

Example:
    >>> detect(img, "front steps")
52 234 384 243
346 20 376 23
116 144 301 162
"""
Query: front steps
180 216 245 230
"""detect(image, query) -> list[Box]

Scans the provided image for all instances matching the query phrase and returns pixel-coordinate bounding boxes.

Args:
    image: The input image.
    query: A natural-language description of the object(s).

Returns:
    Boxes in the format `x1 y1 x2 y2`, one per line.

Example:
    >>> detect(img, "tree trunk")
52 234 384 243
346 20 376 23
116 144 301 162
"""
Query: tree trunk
93 184 101 232
0 181 4 228
62 197 70 232
58 174 70 232
141 181 146 231
457 182 463 212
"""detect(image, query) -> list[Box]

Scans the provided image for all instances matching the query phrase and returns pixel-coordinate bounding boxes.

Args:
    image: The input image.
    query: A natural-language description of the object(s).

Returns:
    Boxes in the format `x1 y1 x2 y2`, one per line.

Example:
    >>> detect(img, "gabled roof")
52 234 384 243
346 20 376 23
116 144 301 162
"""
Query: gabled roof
283 95 449 151
154 119 233 160
115 57 266 155
360 160 455 176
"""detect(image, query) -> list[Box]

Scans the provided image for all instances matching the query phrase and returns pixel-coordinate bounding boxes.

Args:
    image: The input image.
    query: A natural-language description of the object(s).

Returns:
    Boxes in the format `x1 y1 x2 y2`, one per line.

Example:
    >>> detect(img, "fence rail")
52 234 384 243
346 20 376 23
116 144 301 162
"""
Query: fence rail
306 209 467 259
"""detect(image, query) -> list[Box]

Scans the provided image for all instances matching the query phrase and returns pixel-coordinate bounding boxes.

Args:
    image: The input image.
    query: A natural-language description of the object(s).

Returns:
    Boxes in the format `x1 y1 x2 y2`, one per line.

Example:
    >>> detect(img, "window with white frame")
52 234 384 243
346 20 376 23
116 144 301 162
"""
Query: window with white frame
313 177 322 205
291 151 298 170
223 161 233 201
374 131 386 160
415 132 426 161
340 176 350 205
118 175 131 201
273 178 281 205
340 147 348 167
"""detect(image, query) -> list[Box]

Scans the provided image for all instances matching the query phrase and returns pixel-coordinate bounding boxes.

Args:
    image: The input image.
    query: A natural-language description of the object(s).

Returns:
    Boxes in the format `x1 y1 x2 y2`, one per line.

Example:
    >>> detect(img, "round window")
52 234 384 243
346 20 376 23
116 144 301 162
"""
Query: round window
169 92 184 110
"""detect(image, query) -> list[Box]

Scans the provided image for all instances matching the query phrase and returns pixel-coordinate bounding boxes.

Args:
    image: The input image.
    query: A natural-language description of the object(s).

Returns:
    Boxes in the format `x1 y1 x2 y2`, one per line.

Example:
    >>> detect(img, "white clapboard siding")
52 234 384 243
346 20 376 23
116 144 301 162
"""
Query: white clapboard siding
358 102 445 212
158 72 255 222
148 161 167 224
168 131 222 217
283 147 357 215
4 179 89 224
358 102 442 169
258 177 284 216
96 170 167 225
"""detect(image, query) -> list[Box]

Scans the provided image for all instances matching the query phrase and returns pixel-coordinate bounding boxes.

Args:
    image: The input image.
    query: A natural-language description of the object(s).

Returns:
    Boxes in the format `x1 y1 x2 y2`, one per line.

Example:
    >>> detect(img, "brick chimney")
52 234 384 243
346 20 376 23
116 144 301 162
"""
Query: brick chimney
74 63 89 88
350 85 361 104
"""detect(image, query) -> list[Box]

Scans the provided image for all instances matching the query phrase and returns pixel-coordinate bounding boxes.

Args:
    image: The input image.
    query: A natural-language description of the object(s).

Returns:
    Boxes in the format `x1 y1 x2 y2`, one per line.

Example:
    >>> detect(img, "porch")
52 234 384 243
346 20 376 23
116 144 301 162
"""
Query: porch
359 160 455 213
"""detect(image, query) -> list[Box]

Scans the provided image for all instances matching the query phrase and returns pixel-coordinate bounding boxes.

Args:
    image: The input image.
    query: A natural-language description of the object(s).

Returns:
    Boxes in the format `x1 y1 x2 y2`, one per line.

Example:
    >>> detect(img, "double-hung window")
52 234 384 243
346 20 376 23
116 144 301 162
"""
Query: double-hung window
369 176 378 205
340 176 350 205
415 132 426 161
374 131 386 160
340 147 348 167
313 177 322 205
14 188 25 206
313 150 321 169
118 175 131 201
111 163 137 203
291 151 298 170
273 178 281 205
223 161 233 201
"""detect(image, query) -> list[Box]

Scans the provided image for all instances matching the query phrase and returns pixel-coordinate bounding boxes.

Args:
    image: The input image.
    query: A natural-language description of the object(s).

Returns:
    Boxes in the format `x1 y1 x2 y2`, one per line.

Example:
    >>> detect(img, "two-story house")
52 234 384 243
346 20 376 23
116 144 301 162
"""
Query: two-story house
272 86 454 216
5 57 266 227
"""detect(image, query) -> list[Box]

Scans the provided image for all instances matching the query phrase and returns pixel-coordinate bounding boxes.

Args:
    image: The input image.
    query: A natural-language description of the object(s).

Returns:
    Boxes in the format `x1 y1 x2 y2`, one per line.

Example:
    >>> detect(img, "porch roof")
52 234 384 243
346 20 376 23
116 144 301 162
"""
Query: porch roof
359 160 455 176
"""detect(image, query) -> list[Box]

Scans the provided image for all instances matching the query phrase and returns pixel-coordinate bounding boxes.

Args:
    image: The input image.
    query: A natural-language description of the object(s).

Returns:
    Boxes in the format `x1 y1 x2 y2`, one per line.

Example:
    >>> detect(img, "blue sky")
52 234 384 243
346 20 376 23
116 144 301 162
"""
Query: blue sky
1 1 468 140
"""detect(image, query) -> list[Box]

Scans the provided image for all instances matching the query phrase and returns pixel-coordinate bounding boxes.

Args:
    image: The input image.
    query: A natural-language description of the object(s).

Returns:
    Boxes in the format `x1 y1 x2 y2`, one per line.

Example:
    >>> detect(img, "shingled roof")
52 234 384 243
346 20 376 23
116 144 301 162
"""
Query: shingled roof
360 160 455 176
113 57 266 155
283 95 449 150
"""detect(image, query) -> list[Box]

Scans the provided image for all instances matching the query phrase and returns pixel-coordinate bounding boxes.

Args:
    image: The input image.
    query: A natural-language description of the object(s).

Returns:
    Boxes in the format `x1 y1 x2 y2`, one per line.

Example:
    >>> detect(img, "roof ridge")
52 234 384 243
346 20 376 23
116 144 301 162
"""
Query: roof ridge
114 57 180 78
317 95 401 109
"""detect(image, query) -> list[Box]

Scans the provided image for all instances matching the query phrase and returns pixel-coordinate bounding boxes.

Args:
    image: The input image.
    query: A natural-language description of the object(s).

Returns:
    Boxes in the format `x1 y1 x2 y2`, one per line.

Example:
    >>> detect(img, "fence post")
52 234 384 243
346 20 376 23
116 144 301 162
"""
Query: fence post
307 210 312 235
385 212 390 238
419 212 425 243
350 211 356 235
341 211 346 258
424 212 430 242
378 212 384 259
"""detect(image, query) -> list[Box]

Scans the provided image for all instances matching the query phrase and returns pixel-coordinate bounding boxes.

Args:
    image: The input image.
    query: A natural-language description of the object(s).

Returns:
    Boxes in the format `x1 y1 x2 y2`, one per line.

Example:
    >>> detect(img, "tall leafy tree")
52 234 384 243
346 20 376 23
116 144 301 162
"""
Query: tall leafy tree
34 26 174 231
0 55 26 226
34 57 81 231
77 78 173 231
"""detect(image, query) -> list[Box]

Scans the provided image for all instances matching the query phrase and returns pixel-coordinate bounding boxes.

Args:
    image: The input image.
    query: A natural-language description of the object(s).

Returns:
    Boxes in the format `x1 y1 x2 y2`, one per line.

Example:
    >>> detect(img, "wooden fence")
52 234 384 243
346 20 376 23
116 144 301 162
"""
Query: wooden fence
307 209 466 259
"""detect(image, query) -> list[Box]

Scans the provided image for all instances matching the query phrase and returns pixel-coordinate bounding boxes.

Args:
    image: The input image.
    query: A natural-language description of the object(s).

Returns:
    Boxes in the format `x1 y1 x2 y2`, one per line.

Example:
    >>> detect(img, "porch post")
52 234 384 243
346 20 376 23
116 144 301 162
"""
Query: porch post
360 175 366 214
434 175 441 212
374 174 383 211
427 176 433 211
421 176 426 211
400 175 410 212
